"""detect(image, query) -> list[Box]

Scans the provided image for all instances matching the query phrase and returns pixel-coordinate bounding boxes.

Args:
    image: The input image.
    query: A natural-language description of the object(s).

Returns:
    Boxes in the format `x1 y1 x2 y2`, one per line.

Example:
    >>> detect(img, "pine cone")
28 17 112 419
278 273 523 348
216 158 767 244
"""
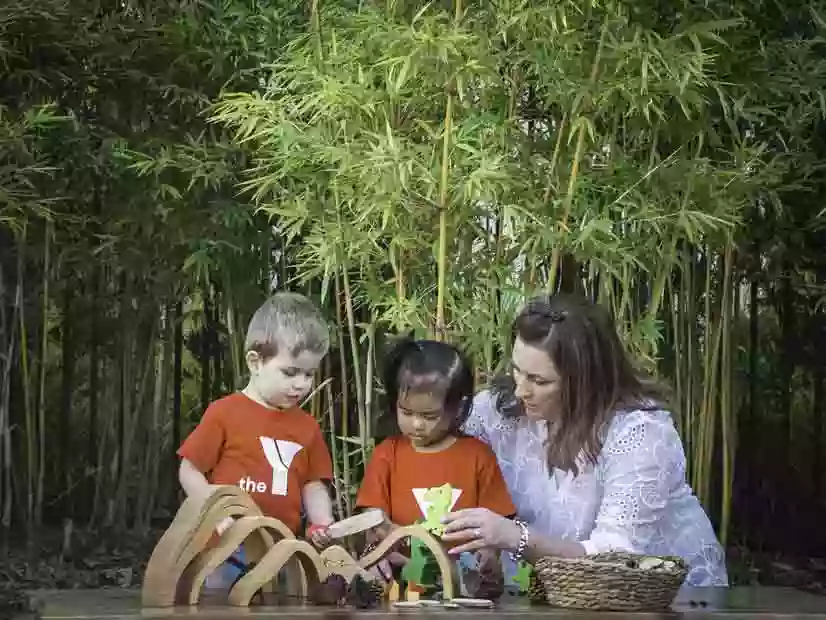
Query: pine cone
311 574 348 606
346 574 382 609
368 579 386 601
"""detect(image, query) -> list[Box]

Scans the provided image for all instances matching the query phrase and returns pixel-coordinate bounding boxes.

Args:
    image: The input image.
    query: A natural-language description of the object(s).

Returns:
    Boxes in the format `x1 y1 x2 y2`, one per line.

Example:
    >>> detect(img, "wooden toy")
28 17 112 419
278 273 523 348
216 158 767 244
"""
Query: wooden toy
141 485 458 610
325 509 385 539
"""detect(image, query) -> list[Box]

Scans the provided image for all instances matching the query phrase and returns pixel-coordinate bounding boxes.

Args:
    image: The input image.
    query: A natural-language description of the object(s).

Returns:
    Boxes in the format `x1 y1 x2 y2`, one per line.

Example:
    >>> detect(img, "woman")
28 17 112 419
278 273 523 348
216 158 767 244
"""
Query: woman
440 293 728 587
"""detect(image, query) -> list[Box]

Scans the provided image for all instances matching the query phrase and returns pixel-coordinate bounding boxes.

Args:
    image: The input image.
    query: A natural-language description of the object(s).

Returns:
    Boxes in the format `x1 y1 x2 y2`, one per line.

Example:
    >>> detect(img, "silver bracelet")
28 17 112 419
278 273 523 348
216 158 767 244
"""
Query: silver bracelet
509 518 530 563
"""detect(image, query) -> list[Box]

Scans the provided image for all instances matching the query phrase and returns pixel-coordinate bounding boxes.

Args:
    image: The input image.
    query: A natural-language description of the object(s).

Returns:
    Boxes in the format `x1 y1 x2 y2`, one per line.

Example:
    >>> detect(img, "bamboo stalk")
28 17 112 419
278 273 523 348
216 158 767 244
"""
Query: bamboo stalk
683 249 696 473
645 234 678 326
325 377 345 520
667 276 685 436
35 219 51 525
0 261 17 528
17 225 34 525
141 304 172 530
110 314 159 526
645 135 702 338
225 276 243 390
547 23 608 293
391 244 406 327
434 95 454 340
333 272 352 515
434 0 463 340
694 249 724 507
364 318 375 447
341 266 368 468
719 244 735 546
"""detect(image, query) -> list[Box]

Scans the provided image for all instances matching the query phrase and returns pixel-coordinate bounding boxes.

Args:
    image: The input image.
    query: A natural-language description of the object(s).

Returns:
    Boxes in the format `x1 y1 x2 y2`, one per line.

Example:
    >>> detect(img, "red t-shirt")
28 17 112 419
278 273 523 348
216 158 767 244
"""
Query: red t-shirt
177 391 333 534
355 435 516 529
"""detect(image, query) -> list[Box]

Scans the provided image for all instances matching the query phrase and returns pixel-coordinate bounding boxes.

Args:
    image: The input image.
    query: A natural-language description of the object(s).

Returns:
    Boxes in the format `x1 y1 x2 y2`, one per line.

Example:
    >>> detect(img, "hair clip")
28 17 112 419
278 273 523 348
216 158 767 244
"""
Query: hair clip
535 309 566 322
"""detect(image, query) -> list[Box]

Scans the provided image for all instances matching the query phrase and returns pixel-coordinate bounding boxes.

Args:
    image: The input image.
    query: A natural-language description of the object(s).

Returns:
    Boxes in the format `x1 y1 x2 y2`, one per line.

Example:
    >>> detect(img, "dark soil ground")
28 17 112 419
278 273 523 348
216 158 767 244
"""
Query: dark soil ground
1 527 824 617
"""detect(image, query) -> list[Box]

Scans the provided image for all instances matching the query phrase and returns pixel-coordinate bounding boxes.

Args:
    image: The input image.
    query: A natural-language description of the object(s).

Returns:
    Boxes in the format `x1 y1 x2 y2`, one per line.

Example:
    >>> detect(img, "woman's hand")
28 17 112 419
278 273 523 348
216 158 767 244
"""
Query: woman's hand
440 508 522 555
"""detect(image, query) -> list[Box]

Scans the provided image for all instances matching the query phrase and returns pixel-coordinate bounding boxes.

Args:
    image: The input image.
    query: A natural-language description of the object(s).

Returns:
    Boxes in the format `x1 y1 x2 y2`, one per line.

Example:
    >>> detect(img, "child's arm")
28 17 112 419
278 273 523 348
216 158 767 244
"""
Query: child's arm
303 421 336 546
178 458 234 534
179 457 210 498
178 458 235 535
177 404 228 533
302 480 335 528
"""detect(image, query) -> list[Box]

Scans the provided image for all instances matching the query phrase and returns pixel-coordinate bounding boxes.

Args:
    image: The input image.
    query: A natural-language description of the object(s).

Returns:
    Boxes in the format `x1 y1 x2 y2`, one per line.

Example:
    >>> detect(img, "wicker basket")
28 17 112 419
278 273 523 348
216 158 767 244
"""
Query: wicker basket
532 551 689 612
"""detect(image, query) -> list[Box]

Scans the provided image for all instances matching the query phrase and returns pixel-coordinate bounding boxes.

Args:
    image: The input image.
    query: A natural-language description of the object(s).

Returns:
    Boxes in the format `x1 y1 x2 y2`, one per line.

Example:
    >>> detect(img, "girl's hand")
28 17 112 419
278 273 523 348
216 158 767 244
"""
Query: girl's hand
368 551 408 583
440 508 522 555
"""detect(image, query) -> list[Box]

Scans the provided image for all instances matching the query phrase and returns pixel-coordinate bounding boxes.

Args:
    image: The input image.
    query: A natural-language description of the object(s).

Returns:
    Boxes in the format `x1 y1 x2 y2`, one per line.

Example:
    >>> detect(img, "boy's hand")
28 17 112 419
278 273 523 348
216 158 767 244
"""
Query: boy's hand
216 516 235 536
307 523 332 549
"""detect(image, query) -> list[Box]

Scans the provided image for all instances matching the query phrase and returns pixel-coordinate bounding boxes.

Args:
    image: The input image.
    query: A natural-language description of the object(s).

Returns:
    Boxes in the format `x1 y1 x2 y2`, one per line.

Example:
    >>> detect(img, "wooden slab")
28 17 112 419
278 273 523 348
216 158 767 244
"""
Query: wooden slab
29 586 826 619
325 509 385 539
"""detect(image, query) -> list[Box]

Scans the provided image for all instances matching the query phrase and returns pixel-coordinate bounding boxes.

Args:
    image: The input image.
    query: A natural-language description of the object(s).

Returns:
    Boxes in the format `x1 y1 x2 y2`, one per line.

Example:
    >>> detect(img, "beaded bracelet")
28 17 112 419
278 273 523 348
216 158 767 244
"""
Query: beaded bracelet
306 523 330 539
509 519 530 563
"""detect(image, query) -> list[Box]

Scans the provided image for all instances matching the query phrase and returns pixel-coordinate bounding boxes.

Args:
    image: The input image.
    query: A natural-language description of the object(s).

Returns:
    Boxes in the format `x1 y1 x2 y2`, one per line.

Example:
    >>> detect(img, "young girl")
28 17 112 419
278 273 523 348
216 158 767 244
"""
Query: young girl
355 338 516 596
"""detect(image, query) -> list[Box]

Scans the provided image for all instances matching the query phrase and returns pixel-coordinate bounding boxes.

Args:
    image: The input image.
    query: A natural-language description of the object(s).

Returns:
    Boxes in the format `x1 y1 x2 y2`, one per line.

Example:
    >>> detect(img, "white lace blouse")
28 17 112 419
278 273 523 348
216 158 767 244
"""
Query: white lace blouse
463 390 729 587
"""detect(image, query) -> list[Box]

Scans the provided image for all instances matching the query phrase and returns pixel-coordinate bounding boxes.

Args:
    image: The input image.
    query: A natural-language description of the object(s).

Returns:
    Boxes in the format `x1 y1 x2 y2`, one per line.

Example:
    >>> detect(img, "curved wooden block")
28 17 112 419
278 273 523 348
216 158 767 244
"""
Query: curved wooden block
320 545 372 583
178 496 261 570
359 524 457 601
228 538 329 606
142 485 263 608
186 515 296 605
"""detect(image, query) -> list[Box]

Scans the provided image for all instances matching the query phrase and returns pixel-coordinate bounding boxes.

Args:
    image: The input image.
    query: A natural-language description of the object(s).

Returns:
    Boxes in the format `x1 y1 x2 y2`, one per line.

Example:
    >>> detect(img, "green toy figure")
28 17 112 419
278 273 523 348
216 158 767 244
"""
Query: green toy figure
422 484 453 537
513 560 532 591
401 483 455 597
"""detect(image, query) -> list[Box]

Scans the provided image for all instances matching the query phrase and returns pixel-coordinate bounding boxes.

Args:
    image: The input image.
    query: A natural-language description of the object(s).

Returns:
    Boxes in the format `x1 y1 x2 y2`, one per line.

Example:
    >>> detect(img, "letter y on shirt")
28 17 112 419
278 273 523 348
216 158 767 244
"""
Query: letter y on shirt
259 436 303 496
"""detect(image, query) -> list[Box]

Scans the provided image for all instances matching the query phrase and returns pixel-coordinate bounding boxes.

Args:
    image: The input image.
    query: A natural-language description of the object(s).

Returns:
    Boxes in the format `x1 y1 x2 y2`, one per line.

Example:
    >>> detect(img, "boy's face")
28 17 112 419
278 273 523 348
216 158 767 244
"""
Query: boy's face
396 390 451 448
246 347 324 410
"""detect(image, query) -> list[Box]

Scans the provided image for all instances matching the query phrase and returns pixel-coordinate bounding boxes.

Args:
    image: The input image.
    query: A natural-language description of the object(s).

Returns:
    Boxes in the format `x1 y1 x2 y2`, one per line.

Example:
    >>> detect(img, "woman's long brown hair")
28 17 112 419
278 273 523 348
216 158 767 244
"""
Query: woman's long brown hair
490 293 671 476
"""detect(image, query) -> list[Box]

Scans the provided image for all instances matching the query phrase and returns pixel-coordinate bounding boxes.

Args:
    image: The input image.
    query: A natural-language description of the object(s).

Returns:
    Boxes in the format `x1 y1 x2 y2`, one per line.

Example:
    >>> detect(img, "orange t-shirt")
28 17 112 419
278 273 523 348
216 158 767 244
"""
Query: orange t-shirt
177 391 333 534
355 435 516 529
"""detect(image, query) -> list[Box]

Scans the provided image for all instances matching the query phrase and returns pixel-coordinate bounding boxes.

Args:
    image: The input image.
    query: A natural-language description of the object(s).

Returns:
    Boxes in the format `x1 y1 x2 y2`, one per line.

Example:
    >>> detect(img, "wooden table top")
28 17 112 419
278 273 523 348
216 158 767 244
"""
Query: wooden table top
28 586 826 619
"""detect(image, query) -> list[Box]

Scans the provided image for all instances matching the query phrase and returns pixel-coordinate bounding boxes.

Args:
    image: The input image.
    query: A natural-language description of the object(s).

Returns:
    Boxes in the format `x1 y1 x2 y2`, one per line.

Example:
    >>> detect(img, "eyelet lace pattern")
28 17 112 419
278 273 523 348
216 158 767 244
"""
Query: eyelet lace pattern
463 390 729 588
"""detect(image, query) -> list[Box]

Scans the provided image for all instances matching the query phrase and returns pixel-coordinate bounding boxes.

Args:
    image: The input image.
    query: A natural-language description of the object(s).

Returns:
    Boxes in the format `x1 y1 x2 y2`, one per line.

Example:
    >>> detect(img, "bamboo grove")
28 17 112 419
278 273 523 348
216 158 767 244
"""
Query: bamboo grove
1 0 825 567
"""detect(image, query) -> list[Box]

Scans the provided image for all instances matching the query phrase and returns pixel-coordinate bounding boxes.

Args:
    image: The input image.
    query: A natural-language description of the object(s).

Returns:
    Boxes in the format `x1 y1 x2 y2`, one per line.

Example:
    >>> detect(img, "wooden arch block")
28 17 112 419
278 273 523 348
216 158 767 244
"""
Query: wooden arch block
320 545 373 583
228 538 330 606
359 524 457 601
141 485 292 609
185 515 296 605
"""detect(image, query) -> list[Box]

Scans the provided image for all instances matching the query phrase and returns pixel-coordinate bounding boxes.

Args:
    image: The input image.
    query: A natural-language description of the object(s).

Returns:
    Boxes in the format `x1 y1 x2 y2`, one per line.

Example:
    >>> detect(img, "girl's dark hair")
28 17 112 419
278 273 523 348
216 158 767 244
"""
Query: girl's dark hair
491 293 670 475
382 338 475 434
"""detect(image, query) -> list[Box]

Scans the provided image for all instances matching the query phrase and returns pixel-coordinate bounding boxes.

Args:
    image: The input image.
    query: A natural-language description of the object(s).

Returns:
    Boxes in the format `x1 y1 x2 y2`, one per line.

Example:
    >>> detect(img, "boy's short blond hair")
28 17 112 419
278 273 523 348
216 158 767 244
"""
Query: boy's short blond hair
244 292 330 359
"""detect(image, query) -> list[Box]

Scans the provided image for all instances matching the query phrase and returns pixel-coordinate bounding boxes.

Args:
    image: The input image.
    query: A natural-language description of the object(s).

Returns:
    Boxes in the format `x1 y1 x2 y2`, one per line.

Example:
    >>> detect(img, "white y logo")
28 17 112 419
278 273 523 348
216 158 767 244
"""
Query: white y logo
259 437 303 496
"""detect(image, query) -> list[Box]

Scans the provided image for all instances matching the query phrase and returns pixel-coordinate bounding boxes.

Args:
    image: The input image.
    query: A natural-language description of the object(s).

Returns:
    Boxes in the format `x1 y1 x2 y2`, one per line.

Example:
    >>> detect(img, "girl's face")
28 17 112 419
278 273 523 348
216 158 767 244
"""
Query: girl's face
396 389 452 449
511 337 561 420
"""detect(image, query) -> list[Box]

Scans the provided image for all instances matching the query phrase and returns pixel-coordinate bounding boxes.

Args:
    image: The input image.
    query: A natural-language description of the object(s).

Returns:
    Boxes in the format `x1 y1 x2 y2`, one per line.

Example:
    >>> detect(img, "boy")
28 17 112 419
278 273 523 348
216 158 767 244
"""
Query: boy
177 292 335 585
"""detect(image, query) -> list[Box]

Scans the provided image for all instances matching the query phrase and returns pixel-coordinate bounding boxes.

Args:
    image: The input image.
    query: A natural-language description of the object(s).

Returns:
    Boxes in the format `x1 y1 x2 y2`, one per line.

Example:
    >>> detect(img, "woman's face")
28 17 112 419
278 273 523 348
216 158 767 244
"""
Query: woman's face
511 337 561 420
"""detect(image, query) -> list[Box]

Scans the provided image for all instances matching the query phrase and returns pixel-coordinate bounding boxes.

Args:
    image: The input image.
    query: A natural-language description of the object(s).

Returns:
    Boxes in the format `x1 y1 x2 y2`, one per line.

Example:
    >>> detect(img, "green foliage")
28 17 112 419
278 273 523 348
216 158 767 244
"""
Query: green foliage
0 0 824 560
209 0 768 364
